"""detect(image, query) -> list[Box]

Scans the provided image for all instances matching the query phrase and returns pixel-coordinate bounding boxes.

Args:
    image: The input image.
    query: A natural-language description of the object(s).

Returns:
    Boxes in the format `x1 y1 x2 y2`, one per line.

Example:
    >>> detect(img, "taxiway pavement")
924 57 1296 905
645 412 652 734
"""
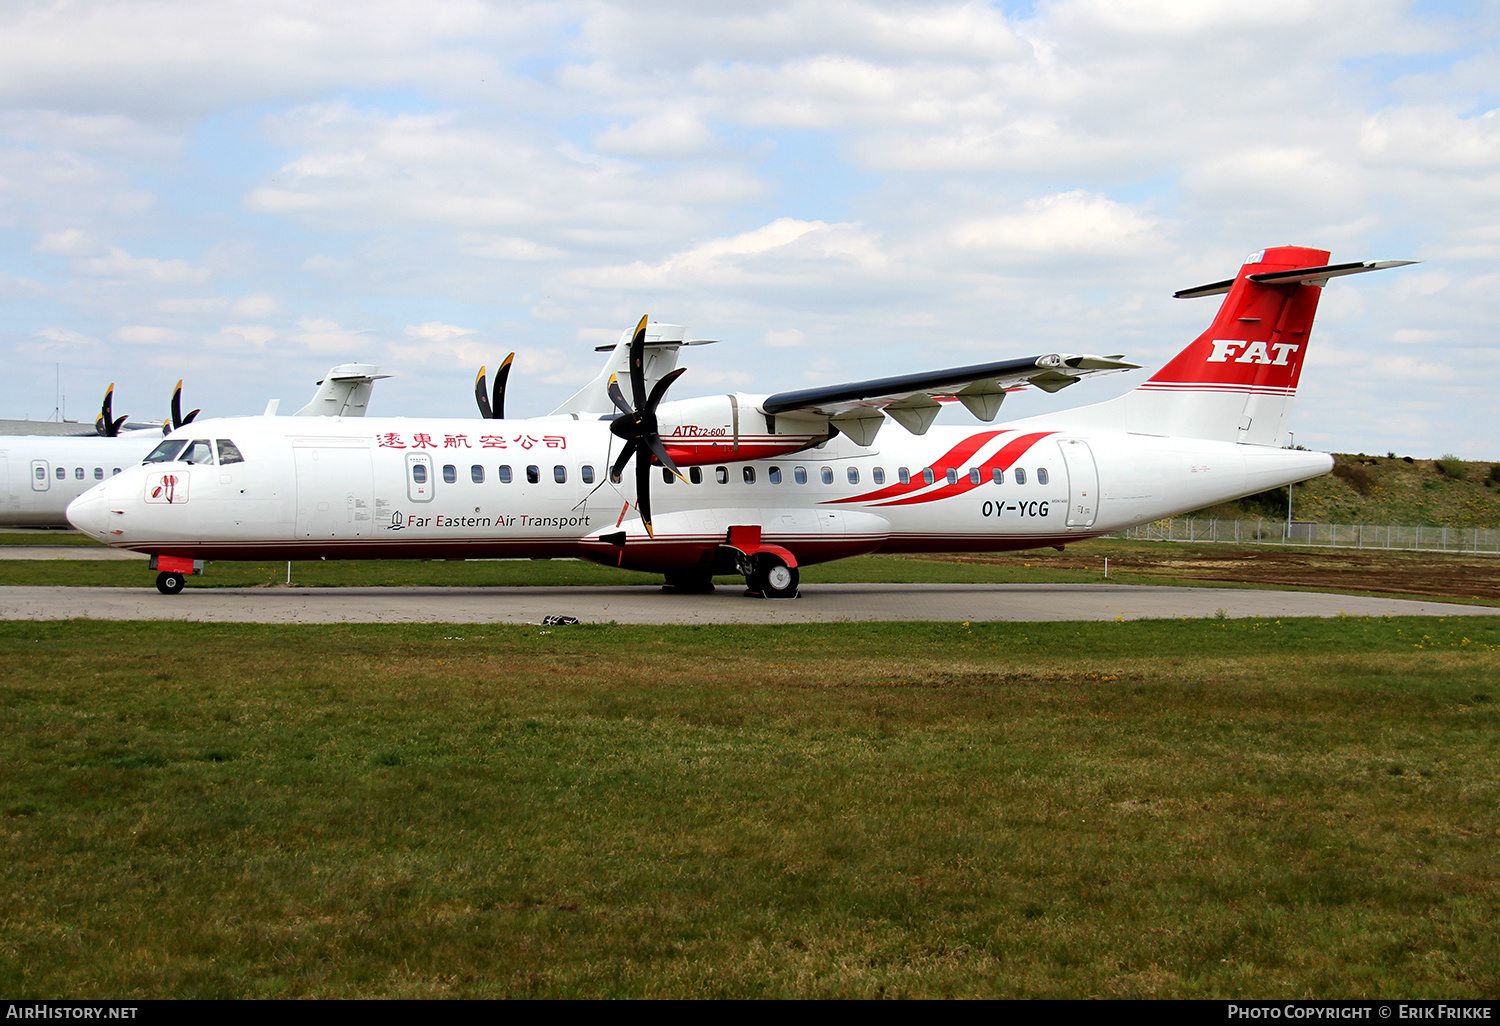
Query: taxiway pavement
1 583 1494 624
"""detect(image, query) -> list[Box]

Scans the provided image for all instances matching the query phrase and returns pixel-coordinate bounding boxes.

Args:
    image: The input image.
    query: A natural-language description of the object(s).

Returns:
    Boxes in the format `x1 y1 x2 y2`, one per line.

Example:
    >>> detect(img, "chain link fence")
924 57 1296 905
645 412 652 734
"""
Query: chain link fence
1111 518 1500 554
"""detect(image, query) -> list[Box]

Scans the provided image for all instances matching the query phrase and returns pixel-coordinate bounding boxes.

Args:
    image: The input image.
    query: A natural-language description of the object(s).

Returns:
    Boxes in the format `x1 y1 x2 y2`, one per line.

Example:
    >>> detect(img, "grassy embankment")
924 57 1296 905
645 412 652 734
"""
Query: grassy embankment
2 617 1497 998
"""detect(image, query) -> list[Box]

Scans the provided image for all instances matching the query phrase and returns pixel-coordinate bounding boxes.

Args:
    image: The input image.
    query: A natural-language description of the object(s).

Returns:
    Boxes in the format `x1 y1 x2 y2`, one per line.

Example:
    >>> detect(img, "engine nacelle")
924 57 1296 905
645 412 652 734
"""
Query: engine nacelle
653 393 828 466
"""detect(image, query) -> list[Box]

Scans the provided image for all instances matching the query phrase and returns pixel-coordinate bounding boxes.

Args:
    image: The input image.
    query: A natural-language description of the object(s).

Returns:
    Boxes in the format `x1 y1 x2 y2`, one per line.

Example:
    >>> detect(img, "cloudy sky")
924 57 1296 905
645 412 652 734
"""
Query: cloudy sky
2 0 1496 456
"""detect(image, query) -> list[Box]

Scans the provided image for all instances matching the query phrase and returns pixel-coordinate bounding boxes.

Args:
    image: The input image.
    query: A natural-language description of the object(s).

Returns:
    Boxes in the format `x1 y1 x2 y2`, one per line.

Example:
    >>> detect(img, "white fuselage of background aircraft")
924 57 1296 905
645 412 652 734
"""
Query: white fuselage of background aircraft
0 432 162 527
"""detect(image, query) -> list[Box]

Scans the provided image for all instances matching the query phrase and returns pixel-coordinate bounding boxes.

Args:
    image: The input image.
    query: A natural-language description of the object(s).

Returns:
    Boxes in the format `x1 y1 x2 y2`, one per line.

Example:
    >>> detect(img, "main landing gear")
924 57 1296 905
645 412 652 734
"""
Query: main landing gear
156 571 185 595
744 552 799 600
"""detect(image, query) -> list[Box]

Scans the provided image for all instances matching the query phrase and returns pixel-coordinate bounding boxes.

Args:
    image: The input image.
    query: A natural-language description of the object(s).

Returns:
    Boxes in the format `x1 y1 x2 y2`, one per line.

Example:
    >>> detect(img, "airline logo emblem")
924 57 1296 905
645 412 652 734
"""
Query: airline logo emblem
145 472 188 504
1206 340 1300 365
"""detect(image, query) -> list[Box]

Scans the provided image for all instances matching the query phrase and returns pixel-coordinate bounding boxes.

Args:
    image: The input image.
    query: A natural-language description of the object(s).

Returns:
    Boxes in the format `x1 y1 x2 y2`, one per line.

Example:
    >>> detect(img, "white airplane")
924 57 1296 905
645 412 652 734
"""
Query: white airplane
2 364 386 528
67 246 1412 596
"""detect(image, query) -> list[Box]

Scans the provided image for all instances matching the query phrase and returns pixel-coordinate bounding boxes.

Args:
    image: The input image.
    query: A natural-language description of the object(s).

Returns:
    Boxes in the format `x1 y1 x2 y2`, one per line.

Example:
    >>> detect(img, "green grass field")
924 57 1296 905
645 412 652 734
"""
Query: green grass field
3 617 1498 998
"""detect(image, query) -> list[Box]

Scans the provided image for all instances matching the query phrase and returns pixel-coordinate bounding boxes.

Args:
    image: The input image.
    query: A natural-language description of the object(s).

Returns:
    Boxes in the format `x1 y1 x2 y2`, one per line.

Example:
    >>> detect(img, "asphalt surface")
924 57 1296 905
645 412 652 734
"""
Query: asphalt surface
1 582 1494 624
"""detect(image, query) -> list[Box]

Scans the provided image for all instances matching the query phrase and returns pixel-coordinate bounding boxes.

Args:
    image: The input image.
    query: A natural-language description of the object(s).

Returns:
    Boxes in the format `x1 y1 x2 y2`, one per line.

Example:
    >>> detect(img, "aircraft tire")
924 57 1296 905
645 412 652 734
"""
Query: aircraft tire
750 554 799 599
156 571 185 595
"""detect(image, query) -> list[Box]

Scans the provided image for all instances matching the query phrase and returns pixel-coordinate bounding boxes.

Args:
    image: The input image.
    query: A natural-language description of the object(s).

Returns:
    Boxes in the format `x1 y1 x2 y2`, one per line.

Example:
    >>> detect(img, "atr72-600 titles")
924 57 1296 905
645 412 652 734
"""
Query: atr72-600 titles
67 246 1411 597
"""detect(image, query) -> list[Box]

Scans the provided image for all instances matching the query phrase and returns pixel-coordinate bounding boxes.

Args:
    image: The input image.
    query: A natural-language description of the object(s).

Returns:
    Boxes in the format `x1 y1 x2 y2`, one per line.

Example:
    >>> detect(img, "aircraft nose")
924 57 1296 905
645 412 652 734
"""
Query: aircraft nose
66 484 110 539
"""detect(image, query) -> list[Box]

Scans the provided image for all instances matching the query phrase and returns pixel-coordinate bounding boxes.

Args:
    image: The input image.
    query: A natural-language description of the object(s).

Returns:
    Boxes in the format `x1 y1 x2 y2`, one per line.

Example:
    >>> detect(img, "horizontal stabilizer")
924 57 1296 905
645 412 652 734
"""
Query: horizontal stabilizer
1175 260 1417 299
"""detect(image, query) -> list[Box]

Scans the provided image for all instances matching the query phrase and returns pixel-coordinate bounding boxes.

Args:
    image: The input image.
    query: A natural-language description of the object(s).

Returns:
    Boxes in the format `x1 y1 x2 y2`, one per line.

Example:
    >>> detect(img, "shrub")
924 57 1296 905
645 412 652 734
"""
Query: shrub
1436 454 1467 479
1488 465 1500 488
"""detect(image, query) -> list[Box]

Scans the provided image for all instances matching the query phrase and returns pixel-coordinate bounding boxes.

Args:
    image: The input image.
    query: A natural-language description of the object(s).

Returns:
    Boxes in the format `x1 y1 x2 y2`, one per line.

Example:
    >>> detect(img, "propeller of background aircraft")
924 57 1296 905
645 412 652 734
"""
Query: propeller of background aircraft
94 384 128 437
606 315 687 538
168 380 200 434
474 353 515 419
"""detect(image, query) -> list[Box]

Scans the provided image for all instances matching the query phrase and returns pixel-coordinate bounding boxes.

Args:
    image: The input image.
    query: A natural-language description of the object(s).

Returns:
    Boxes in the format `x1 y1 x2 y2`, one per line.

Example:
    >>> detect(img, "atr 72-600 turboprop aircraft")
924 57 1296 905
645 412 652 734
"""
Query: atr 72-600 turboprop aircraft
67 246 1411 596
2 365 386 528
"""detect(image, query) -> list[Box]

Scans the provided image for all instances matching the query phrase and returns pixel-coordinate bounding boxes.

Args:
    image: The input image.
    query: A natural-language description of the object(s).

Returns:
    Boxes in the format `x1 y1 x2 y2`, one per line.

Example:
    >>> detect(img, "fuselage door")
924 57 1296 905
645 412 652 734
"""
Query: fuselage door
1058 438 1099 528
405 452 434 503
294 443 375 539
30 460 50 492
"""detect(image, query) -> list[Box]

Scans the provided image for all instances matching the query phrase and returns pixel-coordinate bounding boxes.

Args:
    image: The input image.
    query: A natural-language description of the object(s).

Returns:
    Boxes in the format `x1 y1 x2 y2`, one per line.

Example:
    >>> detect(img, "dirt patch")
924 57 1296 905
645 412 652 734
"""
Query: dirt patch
921 546 1500 604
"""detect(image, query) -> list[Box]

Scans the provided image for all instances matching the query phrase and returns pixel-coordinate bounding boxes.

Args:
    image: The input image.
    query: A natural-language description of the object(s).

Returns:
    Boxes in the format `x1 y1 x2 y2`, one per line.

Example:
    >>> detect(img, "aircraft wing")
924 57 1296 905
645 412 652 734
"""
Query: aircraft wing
760 352 1138 437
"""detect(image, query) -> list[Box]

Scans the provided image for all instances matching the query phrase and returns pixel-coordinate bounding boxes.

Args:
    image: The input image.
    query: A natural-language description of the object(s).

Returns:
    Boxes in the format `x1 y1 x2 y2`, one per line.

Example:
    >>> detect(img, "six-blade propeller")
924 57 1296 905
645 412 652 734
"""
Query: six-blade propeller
94 384 128 437
474 353 515 420
606 315 687 538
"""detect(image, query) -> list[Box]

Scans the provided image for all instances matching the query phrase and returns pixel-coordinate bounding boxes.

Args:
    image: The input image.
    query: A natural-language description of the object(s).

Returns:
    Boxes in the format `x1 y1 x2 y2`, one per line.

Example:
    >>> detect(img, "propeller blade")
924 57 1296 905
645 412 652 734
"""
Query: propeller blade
171 380 183 429
635 445 655 538
475 366 492 419
96 415 107 437
492 353 513 420
628 314 648 411
645 433 687 482
606 374 635 418
182 409 199 425
645 366 686 412
100 384 116 437
609 439 637 483
110 415 128 436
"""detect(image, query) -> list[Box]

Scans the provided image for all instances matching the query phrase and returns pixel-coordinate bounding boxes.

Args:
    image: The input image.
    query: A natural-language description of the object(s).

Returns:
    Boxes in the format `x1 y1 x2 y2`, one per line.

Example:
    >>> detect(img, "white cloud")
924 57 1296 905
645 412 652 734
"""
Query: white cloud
115 325 192 345
231 293 281 318
75 246 208 284
948 190 1158 258
286 317 370 355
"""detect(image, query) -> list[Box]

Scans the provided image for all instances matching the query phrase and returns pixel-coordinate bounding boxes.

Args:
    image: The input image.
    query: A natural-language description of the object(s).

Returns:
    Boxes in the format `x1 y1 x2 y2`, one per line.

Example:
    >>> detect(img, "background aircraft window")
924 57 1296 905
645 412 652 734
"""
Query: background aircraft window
946 468 958 485
181 440 214 465
35 466 45 481
662 468 674 484
794 467 807 484
1037 468 1050 485
442 464 457 484
498 465 512 484
768 466 781 484
93 468 104 480
112 468 121 475
471 465 485 484
526 465 540 484
898 467 910 484
582 465 595 485
74 467 85 480
412 464 428 484
715 466 729 484
992 468 1004 485
55 467 65 480
873 467 885 485
1014 467 1027 485
217 440 245 464
145 440 187 463
820 467 833 485
743 466 756 484
689 467 702 485
969 468 981 485
923 468 935 485
848 467 859 484
554 465 567 484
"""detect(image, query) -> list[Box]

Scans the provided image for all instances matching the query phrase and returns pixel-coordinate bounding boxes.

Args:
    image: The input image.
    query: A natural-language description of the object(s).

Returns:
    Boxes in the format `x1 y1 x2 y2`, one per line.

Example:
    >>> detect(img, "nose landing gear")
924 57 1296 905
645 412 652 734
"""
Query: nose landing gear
155 571 185 595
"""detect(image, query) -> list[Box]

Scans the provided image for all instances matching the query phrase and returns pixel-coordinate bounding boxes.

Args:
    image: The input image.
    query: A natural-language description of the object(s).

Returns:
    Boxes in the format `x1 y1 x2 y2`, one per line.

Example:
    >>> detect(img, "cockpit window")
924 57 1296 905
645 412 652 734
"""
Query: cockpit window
216 440 245 465
180 440 214 465
144 439 187 463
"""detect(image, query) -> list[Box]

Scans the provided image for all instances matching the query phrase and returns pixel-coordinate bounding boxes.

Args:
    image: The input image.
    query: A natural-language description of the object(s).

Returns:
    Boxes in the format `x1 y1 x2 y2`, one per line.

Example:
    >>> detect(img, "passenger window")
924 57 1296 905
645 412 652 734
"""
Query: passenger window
55 467 65 480
554 465 567 484
74 467 85 480
873 467 885 485
689 467 702 485
94 468 104 480
945 468 957 485
662 468 674 484
144 440 187 463
442 464 457 484
1015 467 1027 485
180 440 214 465
498 465 512 483
848 467 859 484
820 467 833 485
923 468 935 485
969 468 981 485
743 466 756 484
899 467 911 484
112 468 121 475
216 440 245 465
1037 468 1050 485
582 465 595 485
35 466 45 481
471 465 485 484
412 464 428 484
794 467 807 484
716 466 728 484
992 468 1004 485
769 466 782 484
526 465 539 484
